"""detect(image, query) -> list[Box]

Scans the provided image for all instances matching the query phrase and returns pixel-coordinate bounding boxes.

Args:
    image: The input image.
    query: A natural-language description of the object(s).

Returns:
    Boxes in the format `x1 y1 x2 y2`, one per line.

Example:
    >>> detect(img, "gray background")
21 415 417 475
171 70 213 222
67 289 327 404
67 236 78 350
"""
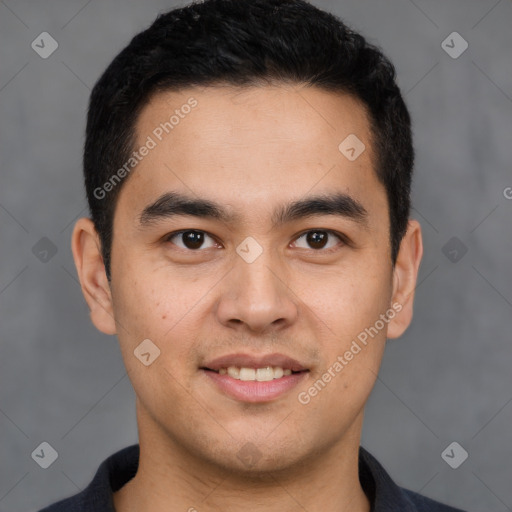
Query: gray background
1 0 511 511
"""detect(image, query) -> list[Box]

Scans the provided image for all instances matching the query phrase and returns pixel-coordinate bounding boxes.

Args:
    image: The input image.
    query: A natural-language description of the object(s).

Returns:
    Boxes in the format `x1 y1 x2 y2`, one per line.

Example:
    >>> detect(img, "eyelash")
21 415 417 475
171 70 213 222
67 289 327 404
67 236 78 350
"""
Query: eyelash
163 229 348 253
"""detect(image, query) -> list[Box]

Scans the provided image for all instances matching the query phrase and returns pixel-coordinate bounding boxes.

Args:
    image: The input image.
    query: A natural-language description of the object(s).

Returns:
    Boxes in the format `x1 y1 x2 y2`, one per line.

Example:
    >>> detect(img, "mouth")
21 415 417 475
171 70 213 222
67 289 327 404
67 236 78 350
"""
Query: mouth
200 353 310 402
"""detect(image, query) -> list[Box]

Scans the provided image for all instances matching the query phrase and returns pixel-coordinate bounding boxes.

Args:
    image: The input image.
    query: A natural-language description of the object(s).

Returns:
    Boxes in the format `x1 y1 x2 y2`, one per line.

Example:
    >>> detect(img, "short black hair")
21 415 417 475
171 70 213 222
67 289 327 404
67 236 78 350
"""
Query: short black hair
84 0 414 280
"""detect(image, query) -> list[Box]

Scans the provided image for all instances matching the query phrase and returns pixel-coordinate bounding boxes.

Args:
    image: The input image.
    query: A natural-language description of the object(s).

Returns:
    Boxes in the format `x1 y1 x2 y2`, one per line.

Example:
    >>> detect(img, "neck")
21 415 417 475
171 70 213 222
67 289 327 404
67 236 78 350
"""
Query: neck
113 408 370 512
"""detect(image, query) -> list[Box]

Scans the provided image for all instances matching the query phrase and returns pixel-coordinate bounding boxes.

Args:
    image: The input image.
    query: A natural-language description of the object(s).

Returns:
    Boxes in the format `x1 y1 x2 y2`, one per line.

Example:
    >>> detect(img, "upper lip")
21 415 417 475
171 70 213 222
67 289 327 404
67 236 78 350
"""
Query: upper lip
202 353 308 372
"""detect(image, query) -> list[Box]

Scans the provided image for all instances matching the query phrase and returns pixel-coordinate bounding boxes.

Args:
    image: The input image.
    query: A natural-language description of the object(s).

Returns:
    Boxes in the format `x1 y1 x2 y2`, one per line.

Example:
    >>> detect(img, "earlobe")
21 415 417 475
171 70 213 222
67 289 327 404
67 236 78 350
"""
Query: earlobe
71 218 117 335
387 219 423 339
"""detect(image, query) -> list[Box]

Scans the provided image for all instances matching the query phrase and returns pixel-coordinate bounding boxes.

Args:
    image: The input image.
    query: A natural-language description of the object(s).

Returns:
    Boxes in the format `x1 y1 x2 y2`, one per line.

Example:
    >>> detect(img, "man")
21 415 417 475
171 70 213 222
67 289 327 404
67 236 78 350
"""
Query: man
39 0 465 510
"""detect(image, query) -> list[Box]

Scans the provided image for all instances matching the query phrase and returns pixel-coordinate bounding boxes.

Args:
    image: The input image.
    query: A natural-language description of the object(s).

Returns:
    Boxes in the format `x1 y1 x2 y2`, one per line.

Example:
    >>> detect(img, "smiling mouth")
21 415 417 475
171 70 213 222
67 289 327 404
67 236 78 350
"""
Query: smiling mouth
201 366 308 381
201 365 309 403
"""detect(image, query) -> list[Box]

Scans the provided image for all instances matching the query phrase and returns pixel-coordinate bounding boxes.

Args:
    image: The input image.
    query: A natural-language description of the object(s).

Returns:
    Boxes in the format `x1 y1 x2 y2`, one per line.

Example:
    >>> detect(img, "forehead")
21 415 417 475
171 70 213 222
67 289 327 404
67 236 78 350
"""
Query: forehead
136 84 373 158
117 84 385 225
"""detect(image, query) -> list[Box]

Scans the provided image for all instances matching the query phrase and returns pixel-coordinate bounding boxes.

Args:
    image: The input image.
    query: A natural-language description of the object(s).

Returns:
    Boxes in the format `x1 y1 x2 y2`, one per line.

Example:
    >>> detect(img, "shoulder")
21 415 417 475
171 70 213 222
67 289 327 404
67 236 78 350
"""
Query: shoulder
38 494 86 512
402 488 466 512
359 446 467 512
37 444 139 512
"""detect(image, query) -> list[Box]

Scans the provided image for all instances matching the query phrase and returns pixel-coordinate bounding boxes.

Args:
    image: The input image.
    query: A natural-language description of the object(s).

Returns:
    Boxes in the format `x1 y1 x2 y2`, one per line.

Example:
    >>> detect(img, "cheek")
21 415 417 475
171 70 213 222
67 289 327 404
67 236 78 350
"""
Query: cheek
110 257 227 381
294 259 391 403
110 272 204 409
112 258 198 329
296 260 392 334
298 327 386 432
110 269 196 366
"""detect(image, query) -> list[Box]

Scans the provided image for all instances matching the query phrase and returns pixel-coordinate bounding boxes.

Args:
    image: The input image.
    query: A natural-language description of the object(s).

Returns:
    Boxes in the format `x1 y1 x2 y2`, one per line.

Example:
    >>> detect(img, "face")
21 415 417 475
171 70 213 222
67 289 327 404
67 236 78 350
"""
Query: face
74 84 422 474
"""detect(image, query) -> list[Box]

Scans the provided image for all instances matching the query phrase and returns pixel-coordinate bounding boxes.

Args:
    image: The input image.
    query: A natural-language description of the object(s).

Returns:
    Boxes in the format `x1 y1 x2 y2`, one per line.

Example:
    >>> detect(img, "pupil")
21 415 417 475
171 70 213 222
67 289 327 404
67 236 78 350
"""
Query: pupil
307 231 327 249
184 231 204 249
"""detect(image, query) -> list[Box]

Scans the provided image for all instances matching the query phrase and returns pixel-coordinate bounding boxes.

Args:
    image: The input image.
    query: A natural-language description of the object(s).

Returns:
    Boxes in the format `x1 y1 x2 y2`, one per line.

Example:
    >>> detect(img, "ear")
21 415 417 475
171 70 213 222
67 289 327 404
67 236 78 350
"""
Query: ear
386 219 423 339
71 218 117 335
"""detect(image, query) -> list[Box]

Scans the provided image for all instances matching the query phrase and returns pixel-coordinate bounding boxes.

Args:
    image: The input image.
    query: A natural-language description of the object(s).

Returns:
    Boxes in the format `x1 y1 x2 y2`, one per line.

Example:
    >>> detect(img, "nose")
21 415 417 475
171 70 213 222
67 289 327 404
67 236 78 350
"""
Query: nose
215 248 299 334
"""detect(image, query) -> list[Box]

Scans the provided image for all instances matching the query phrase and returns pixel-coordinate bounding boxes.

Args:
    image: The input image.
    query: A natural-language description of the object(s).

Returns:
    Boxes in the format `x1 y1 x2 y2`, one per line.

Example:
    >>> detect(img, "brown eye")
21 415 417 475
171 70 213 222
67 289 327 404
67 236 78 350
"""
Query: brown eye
293 230 343 251
306 231 328 249
166 230 217 250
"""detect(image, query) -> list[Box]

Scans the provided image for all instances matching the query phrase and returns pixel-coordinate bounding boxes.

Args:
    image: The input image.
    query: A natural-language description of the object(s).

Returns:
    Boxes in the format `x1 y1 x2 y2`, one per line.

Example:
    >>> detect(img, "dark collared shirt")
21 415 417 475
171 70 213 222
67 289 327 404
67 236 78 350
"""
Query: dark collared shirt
38 444 465 511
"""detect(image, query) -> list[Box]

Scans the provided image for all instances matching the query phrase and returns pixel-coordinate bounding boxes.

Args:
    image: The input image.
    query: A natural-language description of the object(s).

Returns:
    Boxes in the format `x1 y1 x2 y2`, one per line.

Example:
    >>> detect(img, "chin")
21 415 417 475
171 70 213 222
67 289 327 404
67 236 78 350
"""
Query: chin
190 434 313 478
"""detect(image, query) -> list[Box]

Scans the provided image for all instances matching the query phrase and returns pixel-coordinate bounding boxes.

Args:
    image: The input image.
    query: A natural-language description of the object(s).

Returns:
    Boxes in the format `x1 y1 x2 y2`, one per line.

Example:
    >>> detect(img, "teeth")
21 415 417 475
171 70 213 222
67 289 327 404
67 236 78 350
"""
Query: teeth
239 368 256 381
256 367 273 381
227 366 240 379
220 366 297 381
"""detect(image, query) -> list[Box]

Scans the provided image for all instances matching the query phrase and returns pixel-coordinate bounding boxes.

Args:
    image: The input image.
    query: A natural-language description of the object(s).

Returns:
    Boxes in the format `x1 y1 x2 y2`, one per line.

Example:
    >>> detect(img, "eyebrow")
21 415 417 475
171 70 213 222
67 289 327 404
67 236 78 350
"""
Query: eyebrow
139 191 369 229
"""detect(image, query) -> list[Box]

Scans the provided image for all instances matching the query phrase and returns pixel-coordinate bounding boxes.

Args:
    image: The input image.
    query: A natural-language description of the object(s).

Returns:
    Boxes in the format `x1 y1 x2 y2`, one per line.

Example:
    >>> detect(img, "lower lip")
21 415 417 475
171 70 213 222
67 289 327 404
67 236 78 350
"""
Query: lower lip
201 369 308 403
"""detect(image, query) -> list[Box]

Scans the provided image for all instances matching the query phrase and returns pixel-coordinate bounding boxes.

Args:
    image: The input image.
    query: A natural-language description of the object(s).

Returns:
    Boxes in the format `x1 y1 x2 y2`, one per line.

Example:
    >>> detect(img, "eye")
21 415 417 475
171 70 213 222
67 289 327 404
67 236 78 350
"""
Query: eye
292 230 345 251
165 230 219 250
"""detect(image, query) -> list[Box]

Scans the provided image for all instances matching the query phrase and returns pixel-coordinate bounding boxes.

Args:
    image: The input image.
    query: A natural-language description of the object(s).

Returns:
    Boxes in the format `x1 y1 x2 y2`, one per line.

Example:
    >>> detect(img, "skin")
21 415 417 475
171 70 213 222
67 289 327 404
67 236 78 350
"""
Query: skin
72 84 423 512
